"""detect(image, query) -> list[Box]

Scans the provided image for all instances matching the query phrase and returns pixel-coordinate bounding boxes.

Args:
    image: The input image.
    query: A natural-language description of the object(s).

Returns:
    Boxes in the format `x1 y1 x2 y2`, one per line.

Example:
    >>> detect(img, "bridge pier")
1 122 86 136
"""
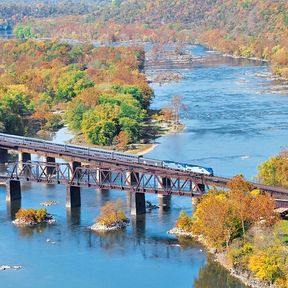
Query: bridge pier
66 185 81 208
6 179 21 201
18 152 31 163
7 199 21 220
158 177 172 209
18 152 31 174
126 171 140 186
66 207 81 225
70 161 81 174
131 192 146 215
44 156 56 175
158 194 171 209
131 214 146 237
0 148 8 163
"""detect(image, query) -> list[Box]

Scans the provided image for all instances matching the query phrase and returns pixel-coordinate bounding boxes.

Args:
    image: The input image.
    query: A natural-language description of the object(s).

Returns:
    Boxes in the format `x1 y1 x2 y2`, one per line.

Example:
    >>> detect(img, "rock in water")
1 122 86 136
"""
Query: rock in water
0 265 22 271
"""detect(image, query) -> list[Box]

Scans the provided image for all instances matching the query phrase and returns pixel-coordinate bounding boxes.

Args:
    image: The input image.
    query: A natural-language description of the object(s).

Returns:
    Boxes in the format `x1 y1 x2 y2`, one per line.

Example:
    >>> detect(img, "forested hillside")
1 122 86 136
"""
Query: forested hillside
24 0 288 78
0 0 105 30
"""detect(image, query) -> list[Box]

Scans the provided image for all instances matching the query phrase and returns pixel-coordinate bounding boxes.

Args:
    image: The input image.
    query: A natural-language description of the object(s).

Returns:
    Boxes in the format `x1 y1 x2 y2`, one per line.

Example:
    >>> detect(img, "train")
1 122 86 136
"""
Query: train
0 133 214 176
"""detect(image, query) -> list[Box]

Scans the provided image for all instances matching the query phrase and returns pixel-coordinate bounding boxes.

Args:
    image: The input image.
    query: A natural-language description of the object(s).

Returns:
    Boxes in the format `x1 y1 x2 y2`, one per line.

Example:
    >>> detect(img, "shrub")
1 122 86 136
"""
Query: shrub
16 208 48 223
96 199 128 227
175 211 193 232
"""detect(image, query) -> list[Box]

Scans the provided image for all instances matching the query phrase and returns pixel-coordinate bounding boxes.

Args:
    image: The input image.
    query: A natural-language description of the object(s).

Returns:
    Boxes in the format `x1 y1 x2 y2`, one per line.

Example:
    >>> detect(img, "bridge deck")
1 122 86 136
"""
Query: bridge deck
0 133 288 198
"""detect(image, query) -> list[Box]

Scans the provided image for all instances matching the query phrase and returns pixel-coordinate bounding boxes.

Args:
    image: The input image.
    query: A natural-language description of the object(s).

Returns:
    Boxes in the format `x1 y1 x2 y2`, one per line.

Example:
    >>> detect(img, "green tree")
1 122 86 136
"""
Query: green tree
56 66 94 102
65 99 89 130
258 155 288 188
81 104 120 145
14 25 36 40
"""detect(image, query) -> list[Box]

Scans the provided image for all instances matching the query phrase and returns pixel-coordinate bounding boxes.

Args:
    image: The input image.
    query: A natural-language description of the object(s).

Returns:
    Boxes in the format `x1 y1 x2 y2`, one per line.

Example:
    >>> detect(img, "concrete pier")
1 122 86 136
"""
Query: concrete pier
70 161 81 174
66 207 81 225
0 148 8 163
131 214 146 237
131 192 146 215
44 156 56 175
126 171 140 186
66 185 81 208
158 194 171 209
7 199 21 220
18 152 31 163
158 177 172 209
18 152 31 174
6 179 21 201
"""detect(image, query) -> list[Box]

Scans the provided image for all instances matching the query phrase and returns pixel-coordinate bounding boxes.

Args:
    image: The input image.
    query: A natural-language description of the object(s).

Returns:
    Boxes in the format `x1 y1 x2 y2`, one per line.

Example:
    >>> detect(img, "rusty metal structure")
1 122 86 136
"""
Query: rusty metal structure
0 132 288 211
9 161 206 196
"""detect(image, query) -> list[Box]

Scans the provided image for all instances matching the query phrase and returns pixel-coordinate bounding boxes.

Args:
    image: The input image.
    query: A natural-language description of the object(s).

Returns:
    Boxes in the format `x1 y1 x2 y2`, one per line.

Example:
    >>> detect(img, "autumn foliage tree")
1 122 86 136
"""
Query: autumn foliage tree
174 175 284 286
115 131 129 151
96 199 128 227
176 176 276 249
258 151 288 188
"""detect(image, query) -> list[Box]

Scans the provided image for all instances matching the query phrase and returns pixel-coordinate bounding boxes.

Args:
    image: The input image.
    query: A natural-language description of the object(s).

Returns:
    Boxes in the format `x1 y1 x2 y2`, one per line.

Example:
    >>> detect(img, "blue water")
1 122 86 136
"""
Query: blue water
147 45 288 179
1 44 287 287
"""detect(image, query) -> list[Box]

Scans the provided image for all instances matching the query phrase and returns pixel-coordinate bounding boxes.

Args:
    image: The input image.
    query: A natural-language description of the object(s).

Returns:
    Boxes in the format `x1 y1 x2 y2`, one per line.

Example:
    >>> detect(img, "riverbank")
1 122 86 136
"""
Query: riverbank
67 119 185 156
169 228 277 288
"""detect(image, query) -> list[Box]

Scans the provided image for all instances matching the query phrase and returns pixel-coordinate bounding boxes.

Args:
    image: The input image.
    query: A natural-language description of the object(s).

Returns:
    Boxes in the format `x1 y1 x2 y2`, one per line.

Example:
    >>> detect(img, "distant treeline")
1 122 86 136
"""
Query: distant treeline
0 0 107 28
20 0 288 79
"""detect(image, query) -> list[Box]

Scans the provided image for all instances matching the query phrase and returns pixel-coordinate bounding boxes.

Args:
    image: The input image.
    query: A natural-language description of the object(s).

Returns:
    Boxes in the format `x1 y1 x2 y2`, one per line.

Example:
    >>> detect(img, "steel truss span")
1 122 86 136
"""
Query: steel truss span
1 132 288 198
9 161 206 196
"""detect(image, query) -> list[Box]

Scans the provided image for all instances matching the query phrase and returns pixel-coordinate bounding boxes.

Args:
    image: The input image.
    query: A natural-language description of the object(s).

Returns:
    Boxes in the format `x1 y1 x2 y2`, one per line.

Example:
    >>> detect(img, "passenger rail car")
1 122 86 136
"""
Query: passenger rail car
0 133 143 163
0 133 214 176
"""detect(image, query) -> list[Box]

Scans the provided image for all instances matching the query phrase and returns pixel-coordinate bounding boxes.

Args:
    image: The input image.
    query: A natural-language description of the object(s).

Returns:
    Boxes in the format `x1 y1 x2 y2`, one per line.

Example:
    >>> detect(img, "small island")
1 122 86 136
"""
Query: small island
91 199 129 232
13 208 55 226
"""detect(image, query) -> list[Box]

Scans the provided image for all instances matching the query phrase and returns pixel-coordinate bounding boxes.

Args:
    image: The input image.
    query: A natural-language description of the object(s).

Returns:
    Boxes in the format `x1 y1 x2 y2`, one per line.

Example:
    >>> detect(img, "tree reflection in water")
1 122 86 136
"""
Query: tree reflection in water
193 257 246 288
17 223 49 237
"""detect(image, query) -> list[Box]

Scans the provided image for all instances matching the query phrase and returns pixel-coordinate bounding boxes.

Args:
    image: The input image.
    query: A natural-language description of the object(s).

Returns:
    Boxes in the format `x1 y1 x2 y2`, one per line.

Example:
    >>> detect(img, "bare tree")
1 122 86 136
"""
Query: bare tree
171 95 188 129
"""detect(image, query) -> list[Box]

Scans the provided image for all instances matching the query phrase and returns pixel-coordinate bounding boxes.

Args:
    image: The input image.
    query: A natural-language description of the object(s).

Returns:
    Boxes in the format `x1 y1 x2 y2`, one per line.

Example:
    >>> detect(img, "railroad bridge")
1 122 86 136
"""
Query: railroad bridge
0 133 288 214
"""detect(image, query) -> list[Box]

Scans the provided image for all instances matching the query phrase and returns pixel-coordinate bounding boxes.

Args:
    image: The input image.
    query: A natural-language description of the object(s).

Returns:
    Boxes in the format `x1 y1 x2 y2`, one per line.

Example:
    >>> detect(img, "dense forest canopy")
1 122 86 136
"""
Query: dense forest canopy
0 39 152 147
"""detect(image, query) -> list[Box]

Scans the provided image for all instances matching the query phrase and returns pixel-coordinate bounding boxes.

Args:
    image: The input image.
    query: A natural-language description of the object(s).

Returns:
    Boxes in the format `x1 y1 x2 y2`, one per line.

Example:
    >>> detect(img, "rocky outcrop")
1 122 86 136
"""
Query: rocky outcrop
13 215 55 226
90 219 130 232
0 265 22 271
168 226 278 288
40 200 57 207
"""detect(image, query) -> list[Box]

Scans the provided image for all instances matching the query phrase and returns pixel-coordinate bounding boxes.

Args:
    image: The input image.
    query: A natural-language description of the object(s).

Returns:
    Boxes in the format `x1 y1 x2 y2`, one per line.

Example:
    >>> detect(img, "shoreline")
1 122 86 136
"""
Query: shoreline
168 228 276 288
201 44 288 82
66 121 186 156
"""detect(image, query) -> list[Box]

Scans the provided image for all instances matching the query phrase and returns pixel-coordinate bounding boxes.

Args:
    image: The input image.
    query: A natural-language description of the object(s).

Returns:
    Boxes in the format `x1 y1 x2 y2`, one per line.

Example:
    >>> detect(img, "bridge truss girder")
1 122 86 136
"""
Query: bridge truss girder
9 161 207 197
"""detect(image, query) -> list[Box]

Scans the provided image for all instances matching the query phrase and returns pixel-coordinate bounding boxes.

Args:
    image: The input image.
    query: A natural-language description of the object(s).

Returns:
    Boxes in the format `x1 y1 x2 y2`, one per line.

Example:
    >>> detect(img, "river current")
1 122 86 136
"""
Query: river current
0 45 287 287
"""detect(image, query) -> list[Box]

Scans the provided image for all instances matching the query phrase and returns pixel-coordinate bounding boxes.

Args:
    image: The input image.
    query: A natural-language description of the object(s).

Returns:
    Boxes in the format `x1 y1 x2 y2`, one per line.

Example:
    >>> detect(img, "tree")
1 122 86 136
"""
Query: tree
14 25 36 40
56 66 94 102
65 99 89 130
258 155 288 188
171 95 187 129
115 131 129 151
177 176 275 249
32 104 52 130
192 190 241 248
161 108 174 122
81 104 120 145
96 199 128 226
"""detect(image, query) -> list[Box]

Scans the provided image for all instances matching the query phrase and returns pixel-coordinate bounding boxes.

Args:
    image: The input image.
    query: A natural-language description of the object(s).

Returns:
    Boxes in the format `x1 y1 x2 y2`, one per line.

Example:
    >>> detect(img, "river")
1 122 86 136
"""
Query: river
0 29 13 39
0 44 287 287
